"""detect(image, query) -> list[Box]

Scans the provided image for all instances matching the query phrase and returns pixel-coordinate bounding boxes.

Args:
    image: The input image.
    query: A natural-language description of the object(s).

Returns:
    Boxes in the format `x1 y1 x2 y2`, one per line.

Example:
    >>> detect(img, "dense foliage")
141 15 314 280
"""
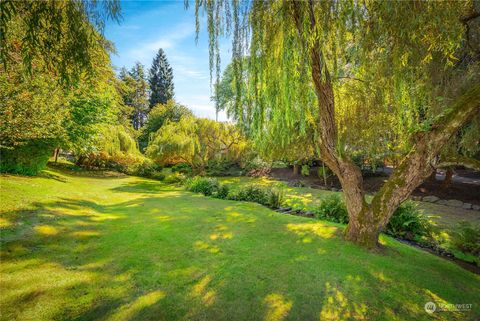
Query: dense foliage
149 48 174 107
385 202 432 241
138 100 192 151
195 0 480 248
0 0 120 85
314 195 349 224
0 11 125 175
118 63 149 130
451 221 480 257
146 116 246 173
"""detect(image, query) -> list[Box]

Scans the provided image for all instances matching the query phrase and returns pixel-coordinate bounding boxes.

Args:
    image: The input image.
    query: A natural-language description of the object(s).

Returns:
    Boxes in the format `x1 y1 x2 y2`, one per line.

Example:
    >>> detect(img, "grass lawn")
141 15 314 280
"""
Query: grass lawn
1 167 479 320
218 176 480 234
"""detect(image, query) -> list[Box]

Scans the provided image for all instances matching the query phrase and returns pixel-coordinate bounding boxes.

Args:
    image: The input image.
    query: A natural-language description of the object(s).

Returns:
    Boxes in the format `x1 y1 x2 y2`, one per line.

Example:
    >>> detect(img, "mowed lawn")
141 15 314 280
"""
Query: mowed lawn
218 176 480 232
1 168 479 321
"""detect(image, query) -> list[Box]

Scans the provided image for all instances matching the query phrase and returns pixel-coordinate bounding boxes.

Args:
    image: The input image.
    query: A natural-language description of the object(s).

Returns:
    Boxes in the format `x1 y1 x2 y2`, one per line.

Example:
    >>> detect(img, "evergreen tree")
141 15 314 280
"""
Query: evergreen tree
149 49 174 107
119 63 149 130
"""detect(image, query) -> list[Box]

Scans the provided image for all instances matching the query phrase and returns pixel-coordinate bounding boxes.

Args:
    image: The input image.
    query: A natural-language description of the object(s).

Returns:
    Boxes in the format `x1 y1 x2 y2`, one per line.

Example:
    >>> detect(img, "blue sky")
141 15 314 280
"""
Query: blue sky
105 0 231 120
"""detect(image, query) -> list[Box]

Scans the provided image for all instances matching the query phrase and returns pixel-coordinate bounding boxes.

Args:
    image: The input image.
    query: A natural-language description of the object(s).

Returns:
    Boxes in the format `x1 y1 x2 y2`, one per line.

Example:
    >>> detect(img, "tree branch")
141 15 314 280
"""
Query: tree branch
437 154 480 171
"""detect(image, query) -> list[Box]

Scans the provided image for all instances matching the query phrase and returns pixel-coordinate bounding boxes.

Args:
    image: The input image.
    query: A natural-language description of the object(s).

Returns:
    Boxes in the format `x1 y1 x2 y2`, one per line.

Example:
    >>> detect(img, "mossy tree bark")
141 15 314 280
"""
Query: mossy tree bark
292 0 480 248
345 85 480 248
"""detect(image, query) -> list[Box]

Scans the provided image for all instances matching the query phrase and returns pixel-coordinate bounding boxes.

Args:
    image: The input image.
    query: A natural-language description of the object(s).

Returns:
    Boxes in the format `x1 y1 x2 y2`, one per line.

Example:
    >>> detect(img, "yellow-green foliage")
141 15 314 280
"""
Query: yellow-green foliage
196 0 475 164
146 117 246 169
96 125 139 157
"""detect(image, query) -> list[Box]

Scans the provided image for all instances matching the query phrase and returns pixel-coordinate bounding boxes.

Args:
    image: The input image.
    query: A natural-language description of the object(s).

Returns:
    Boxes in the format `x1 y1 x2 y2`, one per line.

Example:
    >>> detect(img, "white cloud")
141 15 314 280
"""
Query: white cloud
127 23 195 60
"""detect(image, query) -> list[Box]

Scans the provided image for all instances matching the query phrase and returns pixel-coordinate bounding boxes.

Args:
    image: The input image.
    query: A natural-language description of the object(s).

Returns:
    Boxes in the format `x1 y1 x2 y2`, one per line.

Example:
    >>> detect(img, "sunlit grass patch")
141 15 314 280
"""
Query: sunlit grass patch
1 168 479 321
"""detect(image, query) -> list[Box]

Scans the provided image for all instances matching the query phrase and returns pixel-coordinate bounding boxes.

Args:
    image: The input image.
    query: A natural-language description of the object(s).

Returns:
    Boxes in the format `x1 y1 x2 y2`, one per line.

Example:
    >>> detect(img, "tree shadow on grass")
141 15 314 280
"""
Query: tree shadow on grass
110 180 177 194
1 185 479 321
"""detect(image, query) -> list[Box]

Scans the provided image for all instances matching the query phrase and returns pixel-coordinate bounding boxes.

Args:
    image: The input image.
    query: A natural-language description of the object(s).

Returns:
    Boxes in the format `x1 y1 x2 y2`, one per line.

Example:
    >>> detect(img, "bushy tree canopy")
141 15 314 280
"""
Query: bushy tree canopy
119 63 149 130
147 116 246 172
139 100 192 151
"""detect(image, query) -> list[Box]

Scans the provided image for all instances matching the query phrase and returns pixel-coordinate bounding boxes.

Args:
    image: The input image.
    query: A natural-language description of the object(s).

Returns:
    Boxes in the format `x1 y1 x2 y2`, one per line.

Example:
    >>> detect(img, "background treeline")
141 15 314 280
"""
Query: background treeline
0 1 252 177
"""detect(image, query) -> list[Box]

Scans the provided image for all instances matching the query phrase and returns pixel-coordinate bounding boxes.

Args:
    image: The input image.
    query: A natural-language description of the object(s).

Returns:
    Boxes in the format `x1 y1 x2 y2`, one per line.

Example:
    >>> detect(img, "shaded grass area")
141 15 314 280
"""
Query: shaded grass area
1 169 479 320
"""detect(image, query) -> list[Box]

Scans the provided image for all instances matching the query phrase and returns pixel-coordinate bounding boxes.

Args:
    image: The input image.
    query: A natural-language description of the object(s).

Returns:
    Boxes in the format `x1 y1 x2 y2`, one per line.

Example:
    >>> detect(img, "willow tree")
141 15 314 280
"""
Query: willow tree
194 0 480 248
0 0 121 85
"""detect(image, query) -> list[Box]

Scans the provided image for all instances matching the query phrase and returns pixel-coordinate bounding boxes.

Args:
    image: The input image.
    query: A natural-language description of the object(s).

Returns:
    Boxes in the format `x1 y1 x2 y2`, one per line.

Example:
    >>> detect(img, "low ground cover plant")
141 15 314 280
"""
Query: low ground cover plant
385 201 432 241
312 196 432 241
450 221 480 257
184 176 284 208
313 195 349 224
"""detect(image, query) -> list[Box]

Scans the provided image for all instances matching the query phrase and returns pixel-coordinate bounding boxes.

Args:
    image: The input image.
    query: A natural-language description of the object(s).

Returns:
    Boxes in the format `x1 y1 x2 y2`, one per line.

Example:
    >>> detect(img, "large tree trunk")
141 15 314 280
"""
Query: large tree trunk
345 86 480 247
291 0 480 248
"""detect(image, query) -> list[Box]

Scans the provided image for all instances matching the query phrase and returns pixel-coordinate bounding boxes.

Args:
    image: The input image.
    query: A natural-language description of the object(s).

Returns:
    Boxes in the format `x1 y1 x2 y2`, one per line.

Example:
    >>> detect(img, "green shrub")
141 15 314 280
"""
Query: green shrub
385 201 432 240
0 140 55 175
171 163 192 175
313 195 349 224
206 160 242 176
151 171 166 181
213 184 230 199
450 221 480 256
127 159 162 178
164 172 186 184
230 185 269 206
301 165 310 176
234 187 286 208
244 157 271 177
185 176 220 196
268 188 284 209
76 152 163 180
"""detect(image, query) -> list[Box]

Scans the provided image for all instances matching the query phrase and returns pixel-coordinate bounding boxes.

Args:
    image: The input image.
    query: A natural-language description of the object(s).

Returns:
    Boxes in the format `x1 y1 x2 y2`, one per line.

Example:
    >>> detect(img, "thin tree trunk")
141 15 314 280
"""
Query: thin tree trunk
322 162 327 186
442 168 453 188
293 164 299 175
54 148 60 163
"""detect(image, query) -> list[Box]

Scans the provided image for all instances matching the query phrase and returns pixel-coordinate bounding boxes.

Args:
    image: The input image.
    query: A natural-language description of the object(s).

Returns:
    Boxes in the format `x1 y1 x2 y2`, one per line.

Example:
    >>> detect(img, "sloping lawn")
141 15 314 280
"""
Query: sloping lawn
1 168 479 321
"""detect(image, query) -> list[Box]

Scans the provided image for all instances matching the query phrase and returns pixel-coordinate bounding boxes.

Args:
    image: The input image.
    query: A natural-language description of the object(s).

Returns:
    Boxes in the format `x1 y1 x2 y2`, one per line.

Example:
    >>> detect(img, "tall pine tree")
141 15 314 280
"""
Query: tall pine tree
149 49 174 108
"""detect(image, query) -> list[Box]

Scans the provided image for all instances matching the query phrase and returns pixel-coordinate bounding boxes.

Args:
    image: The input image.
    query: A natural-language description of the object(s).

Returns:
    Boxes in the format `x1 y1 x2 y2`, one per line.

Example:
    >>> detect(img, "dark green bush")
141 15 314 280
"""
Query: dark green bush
450 221 480 256
385 201 432 240
0 140 55 175
313 195 349 224
185 176 220 196
268 189 284 209
151 171 166 181
206 160 242 176
213 184 230 199
301 165 310 176
230 185 269 205
171 163 192 175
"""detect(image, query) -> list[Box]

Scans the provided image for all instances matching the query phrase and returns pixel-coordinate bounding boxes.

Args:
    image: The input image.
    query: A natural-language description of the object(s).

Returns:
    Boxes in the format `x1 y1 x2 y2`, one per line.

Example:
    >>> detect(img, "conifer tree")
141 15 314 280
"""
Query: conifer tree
149 48 174 108
119 63 149 130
